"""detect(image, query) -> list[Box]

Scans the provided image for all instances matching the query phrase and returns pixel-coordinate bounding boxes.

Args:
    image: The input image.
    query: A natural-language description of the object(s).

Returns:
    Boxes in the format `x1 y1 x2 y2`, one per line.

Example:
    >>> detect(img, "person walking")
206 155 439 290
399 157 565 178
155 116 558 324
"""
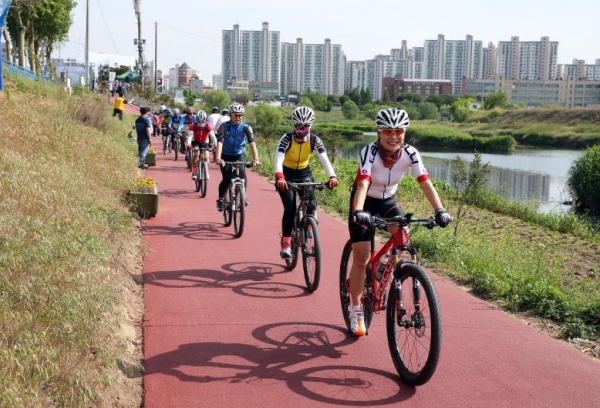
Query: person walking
135 107 154 169
113 95 125 121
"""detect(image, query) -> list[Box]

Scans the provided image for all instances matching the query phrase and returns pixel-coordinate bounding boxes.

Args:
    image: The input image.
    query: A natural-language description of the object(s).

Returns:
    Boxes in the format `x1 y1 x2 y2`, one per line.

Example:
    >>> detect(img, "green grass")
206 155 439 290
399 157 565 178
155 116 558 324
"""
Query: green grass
0 73 142 406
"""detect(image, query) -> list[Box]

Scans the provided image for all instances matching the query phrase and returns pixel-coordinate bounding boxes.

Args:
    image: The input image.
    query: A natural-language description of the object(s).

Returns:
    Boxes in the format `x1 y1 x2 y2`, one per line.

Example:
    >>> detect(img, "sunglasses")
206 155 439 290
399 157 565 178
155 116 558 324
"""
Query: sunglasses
294 124 311 130
232 113 243 118
379 128 405 136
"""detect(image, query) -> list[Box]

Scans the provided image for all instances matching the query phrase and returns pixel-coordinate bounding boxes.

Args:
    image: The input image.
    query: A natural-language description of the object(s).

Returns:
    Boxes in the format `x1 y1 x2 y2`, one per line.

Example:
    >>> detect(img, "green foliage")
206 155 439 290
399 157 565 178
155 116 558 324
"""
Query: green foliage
298 96 314 109
449 153 491 236
342 100 360 120
568 145 600 215
417 102 439 120
202 89 231 111
253 103 282 139
483 92 509 110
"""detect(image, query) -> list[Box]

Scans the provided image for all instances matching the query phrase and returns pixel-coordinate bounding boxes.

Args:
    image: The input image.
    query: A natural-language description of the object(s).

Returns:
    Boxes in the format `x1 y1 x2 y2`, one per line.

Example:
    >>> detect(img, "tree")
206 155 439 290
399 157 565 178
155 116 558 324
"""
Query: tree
253 103 282 140
203 89 231 111
342 100 360 120
6 0 75 74
567 145 600 216
417 102 439 120
483 92 508 110
298 96 313 109
450 152 491 236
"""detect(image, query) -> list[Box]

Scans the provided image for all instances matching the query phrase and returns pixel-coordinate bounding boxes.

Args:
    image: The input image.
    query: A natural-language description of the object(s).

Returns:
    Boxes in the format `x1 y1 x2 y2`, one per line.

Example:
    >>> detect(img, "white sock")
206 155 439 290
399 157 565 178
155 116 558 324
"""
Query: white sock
351 304 363 312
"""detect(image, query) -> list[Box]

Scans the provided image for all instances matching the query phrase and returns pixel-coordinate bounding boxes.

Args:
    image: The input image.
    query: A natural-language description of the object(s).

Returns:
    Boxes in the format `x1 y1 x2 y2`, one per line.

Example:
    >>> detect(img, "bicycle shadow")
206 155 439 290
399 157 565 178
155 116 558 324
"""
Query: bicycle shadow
143 262 303 298
141 221 230 240
144 321 415 405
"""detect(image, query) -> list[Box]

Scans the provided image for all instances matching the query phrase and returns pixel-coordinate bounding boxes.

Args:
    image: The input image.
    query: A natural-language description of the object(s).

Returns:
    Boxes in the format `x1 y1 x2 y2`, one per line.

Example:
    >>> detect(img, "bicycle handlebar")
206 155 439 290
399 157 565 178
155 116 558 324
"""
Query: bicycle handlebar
354 213 438 230
286 181 329 191
224 161 254 169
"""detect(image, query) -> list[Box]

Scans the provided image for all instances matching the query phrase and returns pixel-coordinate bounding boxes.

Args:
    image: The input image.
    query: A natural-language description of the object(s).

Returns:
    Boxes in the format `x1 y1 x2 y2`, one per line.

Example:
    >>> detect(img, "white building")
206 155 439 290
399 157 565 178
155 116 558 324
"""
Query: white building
222 22 281 91
496 36 559 80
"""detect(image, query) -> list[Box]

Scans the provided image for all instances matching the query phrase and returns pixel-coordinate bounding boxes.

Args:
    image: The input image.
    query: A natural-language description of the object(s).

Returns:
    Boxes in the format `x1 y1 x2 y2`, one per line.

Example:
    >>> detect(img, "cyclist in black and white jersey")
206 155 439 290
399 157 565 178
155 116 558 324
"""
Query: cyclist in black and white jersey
347 107 453 336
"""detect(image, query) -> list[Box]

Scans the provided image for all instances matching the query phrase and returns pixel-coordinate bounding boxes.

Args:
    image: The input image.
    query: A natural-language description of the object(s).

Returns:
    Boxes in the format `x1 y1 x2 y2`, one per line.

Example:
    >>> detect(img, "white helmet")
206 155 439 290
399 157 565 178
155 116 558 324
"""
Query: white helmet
292 106 315 125
229 102 245 114
375 107 410 129
173 108 181 115
197 110 207 124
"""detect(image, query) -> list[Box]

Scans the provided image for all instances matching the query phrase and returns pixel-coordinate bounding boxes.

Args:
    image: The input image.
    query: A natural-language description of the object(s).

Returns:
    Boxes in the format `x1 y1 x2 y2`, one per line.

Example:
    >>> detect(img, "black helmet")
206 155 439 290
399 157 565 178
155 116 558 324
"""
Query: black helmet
212 106 220 114
221 109 229 115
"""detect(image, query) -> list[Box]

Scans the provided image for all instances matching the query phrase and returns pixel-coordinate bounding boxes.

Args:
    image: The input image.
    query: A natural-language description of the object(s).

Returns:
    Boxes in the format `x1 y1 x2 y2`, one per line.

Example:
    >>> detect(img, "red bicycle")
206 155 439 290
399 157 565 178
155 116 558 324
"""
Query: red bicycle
339 213 442 386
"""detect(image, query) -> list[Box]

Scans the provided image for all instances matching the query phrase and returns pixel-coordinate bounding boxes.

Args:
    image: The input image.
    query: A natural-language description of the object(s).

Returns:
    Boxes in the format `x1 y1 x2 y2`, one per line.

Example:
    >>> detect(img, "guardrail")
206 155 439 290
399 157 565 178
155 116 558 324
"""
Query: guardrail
2 58 56 83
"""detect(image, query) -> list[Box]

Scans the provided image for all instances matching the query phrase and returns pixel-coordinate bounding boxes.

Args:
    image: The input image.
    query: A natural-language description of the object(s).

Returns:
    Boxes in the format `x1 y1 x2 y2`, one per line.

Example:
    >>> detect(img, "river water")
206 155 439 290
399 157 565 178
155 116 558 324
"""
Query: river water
339 135 583 213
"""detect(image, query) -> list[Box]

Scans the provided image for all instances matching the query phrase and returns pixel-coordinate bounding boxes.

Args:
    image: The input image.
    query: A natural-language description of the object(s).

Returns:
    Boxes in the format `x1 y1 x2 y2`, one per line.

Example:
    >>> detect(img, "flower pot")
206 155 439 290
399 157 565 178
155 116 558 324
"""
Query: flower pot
145 151 157 166
128 191 159 217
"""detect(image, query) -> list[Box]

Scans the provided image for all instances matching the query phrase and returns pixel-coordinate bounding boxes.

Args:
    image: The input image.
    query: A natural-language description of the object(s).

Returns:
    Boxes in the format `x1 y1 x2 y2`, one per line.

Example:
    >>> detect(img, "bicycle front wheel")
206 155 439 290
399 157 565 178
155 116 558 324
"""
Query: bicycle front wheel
174 139 179 161
386 263 441 386
339 240 373 334
162 137 167 154
233 183 245 238
284 214 301 271
199 161 208 198
301 216 321 292
223 188 232 227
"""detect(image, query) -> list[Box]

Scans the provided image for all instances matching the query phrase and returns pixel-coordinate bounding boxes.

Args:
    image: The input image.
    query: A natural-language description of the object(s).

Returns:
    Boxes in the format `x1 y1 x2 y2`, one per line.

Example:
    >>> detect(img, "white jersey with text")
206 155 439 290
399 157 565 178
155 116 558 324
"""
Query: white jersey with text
355 142 430 200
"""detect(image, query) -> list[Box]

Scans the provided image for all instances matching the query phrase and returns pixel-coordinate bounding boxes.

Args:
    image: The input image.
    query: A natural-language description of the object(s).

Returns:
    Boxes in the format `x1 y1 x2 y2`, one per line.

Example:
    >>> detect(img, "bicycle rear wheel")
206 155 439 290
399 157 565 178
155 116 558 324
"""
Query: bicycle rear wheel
302 216 321 292
386 263 441 386
223 188 232 227
199 161 208 198
174 139 179 161
233 183 245 238
339 240 373 334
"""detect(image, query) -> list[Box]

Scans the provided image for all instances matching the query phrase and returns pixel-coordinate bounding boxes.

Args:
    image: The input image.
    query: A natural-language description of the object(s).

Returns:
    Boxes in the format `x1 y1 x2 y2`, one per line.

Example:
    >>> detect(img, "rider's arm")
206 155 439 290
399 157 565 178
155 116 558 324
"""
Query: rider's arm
352 179 369 212
420 180 444 211
313 136 336 178
274 134 288 178
208 130 217 146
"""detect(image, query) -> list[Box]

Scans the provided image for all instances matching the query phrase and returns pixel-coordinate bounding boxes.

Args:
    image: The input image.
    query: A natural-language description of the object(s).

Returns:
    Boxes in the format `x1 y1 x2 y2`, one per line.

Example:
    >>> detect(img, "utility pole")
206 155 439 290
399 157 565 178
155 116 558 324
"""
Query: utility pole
133 0 145 88
154 21 158 92
85 0 89 87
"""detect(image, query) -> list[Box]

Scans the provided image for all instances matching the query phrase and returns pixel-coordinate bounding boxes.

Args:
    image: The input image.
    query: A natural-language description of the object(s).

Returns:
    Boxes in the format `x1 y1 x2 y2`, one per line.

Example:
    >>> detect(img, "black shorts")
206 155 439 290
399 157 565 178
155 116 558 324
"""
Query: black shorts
348 194 403 243
191 141 209 149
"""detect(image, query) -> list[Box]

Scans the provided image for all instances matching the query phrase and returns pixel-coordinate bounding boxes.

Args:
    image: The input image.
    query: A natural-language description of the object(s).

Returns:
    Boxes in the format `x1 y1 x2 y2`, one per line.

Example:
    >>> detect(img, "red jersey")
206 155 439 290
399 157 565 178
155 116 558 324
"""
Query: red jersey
189 122 213 143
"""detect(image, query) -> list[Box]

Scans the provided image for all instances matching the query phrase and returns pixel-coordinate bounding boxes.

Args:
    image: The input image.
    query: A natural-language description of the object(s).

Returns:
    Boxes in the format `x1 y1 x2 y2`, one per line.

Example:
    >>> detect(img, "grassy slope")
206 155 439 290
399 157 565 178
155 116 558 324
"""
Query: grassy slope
0 75 143 406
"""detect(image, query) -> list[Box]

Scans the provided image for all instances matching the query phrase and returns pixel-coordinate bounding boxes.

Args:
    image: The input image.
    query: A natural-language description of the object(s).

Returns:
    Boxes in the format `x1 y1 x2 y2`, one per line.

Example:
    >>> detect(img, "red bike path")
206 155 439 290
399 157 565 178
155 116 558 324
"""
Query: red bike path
139 148 600 408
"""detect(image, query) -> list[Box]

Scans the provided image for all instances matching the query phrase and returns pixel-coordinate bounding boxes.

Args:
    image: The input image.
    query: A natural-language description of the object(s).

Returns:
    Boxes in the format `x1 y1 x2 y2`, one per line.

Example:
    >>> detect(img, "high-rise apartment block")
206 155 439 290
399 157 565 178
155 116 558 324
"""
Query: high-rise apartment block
217 22 598 106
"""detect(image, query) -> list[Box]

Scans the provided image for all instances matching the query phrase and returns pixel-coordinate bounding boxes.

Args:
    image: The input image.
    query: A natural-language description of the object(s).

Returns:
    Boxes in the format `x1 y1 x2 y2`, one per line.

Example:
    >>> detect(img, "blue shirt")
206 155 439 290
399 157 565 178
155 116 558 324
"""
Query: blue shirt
135 115 153 140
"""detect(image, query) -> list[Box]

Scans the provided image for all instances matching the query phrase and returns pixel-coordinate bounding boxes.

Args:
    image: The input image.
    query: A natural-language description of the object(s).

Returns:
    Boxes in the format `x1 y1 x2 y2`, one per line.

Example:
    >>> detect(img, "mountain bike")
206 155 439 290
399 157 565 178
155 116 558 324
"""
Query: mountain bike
161 129 172 155
222 161 252 238
193 146 211 198
172 132 183 161
284 181 329 292
339 213 442 386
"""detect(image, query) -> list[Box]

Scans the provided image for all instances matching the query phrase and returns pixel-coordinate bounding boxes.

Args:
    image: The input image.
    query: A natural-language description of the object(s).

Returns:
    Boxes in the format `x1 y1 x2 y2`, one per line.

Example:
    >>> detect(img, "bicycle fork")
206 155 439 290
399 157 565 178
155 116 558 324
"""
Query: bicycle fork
393 261 425 330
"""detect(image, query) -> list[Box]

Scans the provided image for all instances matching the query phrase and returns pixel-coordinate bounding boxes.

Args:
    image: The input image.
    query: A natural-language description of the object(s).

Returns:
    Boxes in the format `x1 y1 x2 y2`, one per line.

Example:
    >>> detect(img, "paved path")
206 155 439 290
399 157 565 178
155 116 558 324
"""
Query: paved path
141 151 600 408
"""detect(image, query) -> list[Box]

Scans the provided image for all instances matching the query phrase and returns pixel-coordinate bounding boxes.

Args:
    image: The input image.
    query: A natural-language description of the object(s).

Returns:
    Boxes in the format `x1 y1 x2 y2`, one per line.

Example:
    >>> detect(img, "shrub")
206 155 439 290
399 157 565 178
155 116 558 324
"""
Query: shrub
567 145 600 215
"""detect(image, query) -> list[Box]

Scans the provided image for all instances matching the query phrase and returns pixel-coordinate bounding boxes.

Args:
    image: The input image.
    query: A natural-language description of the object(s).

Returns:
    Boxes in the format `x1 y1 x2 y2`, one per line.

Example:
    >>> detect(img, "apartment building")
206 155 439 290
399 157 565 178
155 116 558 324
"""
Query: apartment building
222 22 281 91
495 36 559 80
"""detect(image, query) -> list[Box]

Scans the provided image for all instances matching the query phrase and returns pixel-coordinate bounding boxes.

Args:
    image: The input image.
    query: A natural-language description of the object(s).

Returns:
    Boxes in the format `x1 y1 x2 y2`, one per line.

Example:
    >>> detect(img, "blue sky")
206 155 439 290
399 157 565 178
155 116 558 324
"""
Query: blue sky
58 0 599 85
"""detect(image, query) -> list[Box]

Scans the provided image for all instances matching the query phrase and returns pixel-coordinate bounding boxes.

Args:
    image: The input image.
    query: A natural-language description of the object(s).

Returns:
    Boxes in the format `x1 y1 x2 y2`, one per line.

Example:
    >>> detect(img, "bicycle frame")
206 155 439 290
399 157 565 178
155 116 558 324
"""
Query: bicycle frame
364 216 433 313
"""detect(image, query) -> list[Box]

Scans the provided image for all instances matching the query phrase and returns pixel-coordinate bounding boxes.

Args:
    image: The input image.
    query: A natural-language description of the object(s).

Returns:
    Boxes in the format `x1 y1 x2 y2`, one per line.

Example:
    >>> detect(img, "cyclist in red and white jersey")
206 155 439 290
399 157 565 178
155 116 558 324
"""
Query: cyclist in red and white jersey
189 110 216 180
347 107 453 336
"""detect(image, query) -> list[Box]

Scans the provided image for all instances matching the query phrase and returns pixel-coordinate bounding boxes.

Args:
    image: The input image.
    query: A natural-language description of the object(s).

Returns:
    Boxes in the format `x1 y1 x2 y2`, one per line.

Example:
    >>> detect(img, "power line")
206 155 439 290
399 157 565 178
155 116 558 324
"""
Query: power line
95 0 121 54
143 21 220 43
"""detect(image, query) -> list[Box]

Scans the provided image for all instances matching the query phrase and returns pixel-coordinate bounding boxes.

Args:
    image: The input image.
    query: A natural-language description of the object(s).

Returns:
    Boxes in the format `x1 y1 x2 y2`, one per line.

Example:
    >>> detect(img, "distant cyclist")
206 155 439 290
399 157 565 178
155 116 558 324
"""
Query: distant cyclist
189 110 216 180
347 107 453 336
207 106 221 130
214 103 259 211
274 106 338 258
181 107 197 154
215 108 230 131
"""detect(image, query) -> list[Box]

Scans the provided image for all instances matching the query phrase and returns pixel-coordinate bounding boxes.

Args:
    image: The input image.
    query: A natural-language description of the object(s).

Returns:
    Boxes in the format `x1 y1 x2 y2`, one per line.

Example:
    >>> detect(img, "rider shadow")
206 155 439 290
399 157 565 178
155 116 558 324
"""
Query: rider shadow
144 321 416 405
142 221 229 241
